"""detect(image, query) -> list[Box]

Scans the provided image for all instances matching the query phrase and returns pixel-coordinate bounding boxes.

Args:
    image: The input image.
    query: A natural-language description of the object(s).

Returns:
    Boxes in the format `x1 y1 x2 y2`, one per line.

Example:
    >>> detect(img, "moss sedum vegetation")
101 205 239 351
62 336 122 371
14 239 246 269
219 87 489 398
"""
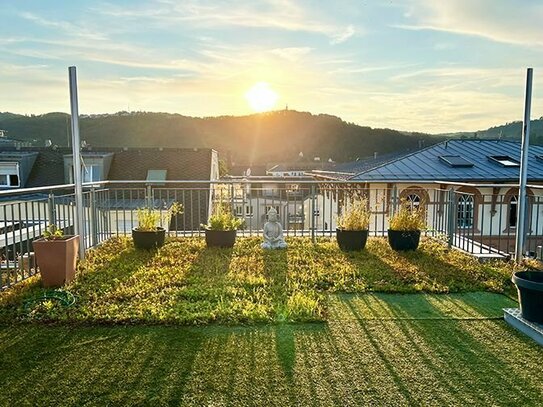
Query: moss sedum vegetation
0 236 521 325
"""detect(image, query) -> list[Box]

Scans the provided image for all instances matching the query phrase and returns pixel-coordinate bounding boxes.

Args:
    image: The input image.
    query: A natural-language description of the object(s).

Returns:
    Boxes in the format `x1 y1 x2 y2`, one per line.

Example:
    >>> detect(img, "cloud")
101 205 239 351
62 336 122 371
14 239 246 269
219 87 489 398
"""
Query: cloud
96 0 359 44
398 0 543 47
19 12 108 41
270 47 312 61
330 25 355 44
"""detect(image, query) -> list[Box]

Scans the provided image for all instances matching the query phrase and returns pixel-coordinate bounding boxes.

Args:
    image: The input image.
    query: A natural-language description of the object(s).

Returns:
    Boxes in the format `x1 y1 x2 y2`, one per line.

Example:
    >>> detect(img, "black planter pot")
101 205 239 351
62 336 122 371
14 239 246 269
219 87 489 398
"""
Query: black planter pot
512 271 543 323
336 229 369 251
205 229 237 248
387 229 421 251
132 227 166 250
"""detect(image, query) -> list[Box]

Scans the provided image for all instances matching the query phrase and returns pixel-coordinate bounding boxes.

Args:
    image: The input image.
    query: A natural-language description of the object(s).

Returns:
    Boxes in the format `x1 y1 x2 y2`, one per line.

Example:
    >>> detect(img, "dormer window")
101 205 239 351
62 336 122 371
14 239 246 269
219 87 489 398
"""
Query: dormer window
0 162 20 187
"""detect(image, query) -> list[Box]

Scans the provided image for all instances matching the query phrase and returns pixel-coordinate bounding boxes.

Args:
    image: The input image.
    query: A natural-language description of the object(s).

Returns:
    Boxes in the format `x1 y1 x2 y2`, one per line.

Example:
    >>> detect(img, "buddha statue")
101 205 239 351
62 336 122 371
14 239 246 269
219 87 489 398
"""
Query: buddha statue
261 208 287 249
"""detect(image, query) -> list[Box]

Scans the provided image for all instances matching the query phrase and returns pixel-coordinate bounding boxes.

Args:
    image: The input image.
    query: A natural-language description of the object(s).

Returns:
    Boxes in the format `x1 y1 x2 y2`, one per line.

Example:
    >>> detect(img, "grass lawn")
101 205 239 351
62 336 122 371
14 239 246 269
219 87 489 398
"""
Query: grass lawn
1 292 542 406
0 236 521 325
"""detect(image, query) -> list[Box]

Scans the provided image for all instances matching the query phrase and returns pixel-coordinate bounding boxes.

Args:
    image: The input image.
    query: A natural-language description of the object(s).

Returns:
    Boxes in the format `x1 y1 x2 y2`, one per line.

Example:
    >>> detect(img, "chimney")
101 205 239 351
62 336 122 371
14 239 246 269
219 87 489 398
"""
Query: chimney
373 152 378 159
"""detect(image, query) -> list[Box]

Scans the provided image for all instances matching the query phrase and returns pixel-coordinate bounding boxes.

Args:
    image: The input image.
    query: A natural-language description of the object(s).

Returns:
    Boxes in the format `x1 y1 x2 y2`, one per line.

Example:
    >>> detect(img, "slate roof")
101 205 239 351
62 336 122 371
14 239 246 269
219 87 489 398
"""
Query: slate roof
310 152 406 180
350 139 543 182
0 147 217 187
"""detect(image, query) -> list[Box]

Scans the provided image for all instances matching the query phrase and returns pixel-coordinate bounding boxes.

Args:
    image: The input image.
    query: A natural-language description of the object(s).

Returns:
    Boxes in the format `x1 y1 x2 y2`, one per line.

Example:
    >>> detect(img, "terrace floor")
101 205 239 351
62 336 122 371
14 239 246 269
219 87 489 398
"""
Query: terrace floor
0 237 542 405
1 292 543 406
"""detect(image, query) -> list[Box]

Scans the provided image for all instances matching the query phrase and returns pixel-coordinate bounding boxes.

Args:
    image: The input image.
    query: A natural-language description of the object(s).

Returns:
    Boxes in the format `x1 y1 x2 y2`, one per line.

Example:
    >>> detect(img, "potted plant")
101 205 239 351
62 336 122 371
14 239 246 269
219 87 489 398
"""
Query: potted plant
32 225 79 287
388 202 425 251
512 270 543 323
132 202 182 250
336 198 371 251
202 203 243 248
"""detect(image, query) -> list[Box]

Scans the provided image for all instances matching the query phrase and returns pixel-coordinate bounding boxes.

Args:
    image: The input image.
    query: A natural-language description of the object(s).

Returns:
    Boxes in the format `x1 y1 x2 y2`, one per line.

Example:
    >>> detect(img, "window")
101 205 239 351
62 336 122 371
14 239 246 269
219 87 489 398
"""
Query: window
457 194 474 228
488 155 520 167
245 205 254 217
234 205 243 216
82 165 101 182
509 195 518 227
0 163 20 187
405 193 421 211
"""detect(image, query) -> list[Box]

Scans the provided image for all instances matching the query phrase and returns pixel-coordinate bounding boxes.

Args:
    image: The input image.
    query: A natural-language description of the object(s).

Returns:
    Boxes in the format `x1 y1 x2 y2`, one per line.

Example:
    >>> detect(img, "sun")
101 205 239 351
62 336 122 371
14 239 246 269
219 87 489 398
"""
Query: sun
245 82 279 112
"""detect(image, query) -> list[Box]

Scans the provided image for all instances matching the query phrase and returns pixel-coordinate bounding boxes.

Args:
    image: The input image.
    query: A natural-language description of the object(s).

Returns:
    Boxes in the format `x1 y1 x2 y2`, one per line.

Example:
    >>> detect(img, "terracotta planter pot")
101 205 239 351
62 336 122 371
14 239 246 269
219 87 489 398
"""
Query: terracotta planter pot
205 229 237 248
33 235 79 287
336 229 369 251
387 229 421 251
132 227 166 250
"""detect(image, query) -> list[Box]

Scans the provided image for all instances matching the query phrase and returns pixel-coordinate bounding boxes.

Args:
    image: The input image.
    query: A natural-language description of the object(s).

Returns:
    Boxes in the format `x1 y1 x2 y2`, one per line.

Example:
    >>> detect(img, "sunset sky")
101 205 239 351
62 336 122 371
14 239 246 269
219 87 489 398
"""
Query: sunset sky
1 0 542 133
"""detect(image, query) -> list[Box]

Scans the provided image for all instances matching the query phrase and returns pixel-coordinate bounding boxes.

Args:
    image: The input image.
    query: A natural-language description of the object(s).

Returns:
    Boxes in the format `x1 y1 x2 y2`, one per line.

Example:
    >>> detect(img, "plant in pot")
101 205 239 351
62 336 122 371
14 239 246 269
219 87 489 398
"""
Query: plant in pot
32 225 79 287
132 202 183 250
201 203 244 248
387 201 425 251
336 197 371 251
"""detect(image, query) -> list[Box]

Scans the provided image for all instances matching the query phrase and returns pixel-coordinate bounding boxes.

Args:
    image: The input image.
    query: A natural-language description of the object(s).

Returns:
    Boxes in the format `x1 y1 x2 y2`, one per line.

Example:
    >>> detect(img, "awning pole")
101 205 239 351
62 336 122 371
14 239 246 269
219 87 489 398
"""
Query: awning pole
515 68 533 263
69 66 86 259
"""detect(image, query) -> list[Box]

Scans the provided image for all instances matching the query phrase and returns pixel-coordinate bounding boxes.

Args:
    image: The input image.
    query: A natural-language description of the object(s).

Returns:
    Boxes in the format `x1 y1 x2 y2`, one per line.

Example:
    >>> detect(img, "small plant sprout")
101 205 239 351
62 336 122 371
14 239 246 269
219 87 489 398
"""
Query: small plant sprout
42 224 65 240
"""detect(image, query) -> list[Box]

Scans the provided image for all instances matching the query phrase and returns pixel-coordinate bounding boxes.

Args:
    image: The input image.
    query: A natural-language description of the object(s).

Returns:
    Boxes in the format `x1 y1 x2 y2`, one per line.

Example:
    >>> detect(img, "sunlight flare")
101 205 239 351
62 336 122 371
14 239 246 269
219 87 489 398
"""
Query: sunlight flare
245 82 279 112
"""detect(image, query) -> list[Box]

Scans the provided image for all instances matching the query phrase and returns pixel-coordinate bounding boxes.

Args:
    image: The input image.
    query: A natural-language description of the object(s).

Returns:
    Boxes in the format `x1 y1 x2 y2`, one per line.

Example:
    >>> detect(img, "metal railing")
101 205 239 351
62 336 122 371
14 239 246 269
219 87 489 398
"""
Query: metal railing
1 179 540 290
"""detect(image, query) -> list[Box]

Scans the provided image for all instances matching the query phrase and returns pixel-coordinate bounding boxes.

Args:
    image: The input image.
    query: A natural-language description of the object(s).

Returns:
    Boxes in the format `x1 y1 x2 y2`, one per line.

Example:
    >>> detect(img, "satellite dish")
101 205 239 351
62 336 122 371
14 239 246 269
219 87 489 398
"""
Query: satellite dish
45 139 52 147
246 168 251 177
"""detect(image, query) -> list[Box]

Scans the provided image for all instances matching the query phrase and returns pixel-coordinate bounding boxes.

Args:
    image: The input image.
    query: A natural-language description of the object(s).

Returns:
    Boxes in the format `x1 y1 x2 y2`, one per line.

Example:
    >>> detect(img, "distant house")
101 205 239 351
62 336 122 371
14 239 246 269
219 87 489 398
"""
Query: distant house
309 139 543 253
221 174 312 231
0 147 219 233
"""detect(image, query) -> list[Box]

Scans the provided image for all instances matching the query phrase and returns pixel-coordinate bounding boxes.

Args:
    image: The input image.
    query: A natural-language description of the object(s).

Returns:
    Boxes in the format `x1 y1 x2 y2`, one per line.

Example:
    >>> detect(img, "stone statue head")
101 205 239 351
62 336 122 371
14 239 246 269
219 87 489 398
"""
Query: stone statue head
267 208 278 222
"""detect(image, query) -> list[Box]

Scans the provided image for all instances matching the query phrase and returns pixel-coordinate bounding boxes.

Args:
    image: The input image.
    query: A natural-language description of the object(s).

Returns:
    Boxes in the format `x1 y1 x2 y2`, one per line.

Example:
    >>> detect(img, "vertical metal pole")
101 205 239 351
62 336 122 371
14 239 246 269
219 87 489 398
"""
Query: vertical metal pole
447 188 455 249
515 68 533 263
47 193 56 226
69 66 85 260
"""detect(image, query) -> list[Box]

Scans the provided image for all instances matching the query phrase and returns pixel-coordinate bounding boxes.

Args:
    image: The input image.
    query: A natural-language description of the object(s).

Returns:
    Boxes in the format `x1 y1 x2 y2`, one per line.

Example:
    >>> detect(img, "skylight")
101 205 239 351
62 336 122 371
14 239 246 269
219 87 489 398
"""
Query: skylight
488 155 520 167
438 155 474 168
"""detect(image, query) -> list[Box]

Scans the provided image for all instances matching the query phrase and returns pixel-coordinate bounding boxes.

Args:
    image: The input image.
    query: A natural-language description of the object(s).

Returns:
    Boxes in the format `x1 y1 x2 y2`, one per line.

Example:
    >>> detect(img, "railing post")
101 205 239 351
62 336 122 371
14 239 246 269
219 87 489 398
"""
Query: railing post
391 185 398 216
447 188 455 249
146 185 153 208
230 183 235 214
47 193 56 227
311 184 316 243
90 187 98 247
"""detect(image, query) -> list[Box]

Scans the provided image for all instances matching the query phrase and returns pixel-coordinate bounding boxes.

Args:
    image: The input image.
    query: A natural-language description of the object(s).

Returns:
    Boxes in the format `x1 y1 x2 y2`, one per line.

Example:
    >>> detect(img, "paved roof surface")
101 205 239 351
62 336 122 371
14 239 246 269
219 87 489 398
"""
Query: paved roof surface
350 139 543 182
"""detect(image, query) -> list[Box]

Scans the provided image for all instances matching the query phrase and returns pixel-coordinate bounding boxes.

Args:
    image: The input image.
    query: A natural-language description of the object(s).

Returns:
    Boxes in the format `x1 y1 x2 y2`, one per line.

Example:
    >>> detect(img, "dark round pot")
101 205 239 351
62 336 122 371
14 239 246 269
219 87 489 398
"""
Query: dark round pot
336 229 369 251
205 229 237 248
512 271 543 323
132 227 166 250
387 229 421 251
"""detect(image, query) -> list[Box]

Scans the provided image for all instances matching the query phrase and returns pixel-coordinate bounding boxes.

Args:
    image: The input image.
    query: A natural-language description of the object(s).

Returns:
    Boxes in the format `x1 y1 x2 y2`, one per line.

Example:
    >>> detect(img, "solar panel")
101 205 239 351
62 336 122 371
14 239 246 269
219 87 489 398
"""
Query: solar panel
438 155 474 167
488 155 520 167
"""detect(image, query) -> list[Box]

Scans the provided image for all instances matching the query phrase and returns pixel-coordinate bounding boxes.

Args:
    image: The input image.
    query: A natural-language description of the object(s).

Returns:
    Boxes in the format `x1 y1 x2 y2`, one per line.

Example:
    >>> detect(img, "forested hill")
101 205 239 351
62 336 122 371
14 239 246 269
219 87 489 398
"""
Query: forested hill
0 110 438 164
440 118 543 142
